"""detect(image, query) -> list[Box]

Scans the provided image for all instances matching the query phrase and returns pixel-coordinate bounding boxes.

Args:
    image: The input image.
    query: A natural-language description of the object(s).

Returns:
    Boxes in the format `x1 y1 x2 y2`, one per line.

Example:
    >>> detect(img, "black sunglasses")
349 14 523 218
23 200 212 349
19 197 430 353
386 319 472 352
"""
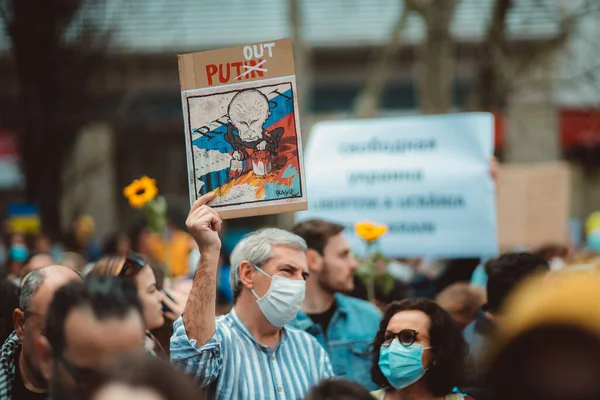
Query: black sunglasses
119 252 145 277
57 354 101 384
381 329 429 347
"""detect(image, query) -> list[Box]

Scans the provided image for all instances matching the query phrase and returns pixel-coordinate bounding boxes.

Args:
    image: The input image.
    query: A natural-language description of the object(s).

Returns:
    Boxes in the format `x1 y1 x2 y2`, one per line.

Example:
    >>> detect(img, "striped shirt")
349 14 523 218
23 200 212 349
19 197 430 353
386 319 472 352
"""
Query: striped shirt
171 309 334 400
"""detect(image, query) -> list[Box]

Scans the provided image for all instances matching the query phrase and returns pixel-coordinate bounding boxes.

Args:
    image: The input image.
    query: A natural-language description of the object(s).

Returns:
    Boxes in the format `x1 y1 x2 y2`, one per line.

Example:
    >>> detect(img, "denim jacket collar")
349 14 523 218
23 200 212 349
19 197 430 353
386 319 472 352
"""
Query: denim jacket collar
294 293 348 332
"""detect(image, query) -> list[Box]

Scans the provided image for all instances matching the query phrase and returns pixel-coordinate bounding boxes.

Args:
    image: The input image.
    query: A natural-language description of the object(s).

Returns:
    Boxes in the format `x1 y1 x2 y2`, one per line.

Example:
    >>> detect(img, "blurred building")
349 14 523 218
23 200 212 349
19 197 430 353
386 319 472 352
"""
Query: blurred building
0 0 598 241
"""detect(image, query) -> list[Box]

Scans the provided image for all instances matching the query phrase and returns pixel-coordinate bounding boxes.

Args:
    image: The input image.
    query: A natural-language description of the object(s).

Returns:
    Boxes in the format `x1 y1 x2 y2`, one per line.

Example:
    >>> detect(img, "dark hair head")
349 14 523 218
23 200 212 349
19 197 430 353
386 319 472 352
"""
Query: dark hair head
291 219 345 255
485 252 549 314
92 351 205 400
19 267 47 315
305 378 373 400
486 325 600 400
371 298 467 396
101 233 130 256
45 276 143 356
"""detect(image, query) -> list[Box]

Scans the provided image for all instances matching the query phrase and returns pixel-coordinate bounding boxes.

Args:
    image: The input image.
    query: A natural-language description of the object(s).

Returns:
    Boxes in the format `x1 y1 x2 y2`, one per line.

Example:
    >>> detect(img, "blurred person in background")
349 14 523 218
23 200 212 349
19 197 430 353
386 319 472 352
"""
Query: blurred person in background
147 222 194 278
485 272 600 400
436 283 486 332
0 265 81 400
33 232 63 262
19 253 54 280
90 351 205 400
4 232 30 284
534 244 568 271
290 219 382 390
36 276 146 400
130 224 155 257
65 215 101 263
171 194 333 399
102 233 131 257
370 299 472 400
59 251 89 273
585 211 600 253
463 252 549 386
305 379 373 400
90 253 185 358
435 258 482 296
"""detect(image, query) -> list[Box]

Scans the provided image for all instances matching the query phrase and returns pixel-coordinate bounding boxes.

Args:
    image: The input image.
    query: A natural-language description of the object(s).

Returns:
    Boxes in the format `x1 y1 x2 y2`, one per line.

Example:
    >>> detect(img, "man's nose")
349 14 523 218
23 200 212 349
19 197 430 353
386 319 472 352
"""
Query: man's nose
349 255 359 271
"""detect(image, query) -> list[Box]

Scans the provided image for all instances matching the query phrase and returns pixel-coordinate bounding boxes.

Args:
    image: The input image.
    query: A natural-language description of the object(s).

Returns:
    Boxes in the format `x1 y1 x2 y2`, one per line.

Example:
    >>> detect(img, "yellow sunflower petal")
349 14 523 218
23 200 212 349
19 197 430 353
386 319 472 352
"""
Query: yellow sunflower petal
123 176 159 208
128 196 148 208
355 221 388 242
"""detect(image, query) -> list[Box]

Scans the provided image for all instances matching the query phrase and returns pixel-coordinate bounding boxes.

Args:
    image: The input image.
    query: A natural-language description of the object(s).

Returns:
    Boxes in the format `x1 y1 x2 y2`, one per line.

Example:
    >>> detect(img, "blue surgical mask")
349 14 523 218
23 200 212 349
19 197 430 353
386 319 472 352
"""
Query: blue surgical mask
378 339 431 389
9 244 29 262
250 265 306 328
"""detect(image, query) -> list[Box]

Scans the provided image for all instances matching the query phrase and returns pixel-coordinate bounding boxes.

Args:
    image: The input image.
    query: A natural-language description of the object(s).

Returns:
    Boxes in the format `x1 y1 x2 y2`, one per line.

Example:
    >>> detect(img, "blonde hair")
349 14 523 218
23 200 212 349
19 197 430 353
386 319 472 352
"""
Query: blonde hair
90 255 129 277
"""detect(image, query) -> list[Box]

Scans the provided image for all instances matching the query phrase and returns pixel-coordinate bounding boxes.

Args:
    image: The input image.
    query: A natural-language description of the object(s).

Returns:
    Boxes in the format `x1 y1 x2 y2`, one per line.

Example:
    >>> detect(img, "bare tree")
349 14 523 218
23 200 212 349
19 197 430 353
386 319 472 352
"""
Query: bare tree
353 0 459 117
409 0 459 114
471 0 589 113
353 2 413 118
472 0 513 112
0 0 111 233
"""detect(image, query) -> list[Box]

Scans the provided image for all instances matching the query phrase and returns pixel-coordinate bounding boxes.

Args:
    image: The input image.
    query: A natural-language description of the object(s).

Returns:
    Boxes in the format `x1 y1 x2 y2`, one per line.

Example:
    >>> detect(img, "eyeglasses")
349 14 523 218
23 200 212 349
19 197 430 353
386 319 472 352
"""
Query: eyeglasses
57 354 101 384
119 251 145 277
381 329 429 347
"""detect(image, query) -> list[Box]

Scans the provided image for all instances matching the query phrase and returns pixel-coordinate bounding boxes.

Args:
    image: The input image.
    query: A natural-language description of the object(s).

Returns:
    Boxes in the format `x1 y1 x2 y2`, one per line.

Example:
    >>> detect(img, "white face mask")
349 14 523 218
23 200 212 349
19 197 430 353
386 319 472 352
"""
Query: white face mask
250 264 306 328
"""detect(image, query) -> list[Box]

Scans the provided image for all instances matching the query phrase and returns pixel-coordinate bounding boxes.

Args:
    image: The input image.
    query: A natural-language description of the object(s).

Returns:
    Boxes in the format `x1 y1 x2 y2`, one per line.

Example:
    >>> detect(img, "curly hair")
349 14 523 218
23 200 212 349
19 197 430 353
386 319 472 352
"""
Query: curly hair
370 298 468 396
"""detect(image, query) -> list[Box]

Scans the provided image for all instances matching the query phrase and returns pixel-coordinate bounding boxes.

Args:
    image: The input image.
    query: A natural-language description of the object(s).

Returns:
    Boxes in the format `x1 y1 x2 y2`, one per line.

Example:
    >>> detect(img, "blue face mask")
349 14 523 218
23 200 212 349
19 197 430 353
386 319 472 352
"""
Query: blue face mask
9 244 29 262
378 339 431 389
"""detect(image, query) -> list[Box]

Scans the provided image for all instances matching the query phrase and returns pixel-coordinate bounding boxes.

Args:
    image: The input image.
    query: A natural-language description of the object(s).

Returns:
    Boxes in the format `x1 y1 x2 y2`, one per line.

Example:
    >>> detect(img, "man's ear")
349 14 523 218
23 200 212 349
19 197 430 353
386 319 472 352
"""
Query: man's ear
306 250 323 273
36 335 54 381
238 261 256 290
13 308 25 341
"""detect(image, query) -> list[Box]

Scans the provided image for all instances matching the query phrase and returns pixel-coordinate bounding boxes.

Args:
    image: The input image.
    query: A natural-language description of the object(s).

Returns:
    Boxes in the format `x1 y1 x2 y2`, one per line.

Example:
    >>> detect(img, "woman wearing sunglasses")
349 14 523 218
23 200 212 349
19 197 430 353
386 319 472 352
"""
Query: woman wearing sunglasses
371 298 473 400
90 253 169 358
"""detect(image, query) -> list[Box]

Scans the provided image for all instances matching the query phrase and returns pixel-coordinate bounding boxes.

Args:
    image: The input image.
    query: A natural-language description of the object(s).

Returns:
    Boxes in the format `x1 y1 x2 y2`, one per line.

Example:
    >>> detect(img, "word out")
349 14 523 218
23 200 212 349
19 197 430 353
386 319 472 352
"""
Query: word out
206 42 276 86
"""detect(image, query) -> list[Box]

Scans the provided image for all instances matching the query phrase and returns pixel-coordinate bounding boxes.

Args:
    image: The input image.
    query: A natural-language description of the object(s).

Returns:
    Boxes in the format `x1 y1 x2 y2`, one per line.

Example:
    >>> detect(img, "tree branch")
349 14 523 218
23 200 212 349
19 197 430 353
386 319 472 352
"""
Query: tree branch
353 0 412 118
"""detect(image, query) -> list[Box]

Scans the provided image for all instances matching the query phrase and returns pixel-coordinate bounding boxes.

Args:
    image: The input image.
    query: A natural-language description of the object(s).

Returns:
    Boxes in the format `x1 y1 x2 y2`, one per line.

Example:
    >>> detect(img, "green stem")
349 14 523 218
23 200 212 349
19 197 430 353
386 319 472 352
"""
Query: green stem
367 274 375 303
366 241 375 303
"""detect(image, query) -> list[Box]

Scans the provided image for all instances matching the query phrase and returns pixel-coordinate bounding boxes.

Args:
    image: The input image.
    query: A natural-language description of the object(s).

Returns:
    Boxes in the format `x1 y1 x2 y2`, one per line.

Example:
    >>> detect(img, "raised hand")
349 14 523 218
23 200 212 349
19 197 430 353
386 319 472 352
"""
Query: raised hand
186 192 222 252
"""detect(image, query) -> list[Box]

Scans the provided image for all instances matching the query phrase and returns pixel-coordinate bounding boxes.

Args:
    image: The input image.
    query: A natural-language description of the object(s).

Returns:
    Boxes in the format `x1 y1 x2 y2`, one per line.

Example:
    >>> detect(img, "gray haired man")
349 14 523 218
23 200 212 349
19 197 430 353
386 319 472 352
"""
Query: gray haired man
0 265 80 400
171 193 333 400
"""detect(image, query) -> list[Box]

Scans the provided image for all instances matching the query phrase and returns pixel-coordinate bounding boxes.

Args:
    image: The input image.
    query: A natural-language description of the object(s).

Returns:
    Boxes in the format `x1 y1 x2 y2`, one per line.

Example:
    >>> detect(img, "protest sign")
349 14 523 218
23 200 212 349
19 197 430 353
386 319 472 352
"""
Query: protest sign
297 113 498 257
178 38 307 219
497 162 571 251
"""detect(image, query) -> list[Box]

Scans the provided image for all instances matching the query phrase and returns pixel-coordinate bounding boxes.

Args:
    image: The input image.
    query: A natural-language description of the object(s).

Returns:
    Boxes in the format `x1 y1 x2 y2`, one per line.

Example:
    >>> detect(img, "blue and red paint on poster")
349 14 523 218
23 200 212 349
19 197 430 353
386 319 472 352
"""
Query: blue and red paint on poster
185 81 303 208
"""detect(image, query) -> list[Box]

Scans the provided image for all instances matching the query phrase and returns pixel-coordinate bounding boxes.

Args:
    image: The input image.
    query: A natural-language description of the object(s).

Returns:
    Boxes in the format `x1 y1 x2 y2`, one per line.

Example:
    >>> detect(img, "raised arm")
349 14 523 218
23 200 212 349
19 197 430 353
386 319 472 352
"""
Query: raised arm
183 192 223 347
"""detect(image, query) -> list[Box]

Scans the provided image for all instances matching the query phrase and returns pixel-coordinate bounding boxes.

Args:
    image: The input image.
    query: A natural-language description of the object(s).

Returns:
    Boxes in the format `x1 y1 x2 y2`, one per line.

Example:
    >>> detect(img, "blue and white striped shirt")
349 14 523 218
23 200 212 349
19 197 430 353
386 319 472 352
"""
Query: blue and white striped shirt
171 309 334 400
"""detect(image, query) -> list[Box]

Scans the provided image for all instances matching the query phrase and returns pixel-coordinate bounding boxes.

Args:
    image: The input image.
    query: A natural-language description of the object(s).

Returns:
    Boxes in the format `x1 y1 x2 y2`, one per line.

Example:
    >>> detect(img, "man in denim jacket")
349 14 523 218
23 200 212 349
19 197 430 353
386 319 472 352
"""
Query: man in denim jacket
288 220 382 390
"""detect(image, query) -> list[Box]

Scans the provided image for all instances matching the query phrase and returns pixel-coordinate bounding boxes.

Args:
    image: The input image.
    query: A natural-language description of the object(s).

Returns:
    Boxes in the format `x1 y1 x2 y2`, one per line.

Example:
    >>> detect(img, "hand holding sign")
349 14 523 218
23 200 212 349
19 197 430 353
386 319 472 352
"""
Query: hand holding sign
186 192 222 252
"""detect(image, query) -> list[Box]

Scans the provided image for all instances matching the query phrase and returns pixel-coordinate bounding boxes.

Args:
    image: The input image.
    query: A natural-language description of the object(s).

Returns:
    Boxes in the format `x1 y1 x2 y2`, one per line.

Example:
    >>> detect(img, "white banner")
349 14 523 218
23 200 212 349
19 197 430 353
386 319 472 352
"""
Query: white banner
297 113 498 257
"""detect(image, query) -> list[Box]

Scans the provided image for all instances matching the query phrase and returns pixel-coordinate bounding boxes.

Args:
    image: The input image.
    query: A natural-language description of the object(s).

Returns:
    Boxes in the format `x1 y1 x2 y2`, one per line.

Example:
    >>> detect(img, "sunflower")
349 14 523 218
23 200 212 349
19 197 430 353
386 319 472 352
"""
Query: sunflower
123 176 159 208
355 221 388 242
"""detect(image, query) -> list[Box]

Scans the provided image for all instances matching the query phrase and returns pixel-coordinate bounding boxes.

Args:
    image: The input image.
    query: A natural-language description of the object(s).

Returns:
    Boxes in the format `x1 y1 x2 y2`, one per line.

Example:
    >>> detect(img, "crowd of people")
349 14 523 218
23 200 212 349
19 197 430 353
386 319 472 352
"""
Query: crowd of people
0 189 599 400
